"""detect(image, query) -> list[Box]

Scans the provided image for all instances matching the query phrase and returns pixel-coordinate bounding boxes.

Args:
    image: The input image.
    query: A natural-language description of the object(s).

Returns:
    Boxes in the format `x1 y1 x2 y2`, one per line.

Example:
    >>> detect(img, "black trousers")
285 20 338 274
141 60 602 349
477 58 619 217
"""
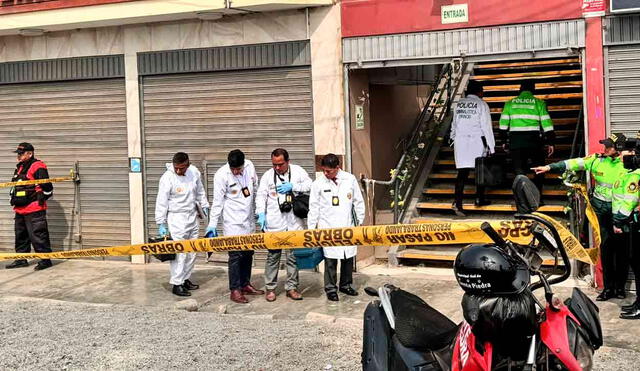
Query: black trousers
15 210 52 262
511 148 546 193
596 206 629 291
630 229 640 302
454 168 486 207
228 250 254 291
324 257 354 293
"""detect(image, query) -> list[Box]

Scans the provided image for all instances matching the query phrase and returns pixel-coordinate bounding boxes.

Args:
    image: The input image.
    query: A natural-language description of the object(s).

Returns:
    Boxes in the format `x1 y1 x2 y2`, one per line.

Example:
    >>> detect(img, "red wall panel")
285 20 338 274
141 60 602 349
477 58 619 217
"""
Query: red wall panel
342 0 584 38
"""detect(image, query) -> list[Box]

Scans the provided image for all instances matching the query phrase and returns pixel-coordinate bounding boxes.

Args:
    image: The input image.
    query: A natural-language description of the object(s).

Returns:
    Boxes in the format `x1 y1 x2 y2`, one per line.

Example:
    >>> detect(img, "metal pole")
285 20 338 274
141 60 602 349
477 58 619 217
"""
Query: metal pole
393 179 399 224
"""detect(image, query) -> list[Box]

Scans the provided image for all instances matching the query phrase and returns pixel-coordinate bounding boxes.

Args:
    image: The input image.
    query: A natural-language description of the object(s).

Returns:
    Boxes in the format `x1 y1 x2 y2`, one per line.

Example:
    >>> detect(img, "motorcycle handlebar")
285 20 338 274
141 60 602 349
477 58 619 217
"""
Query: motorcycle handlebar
515 214 572 286
480 222 507 248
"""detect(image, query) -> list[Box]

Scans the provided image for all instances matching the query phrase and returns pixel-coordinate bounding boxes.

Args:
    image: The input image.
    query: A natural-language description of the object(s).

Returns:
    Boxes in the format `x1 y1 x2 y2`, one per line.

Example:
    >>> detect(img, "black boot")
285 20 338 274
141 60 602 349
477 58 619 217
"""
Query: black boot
183 279 199 290
596 289 614 301
620 308 640 320
34 260 53 271
6 259 28 269
621 301 639 313
474 198 491 207
172 284 191 297
615 288 627 299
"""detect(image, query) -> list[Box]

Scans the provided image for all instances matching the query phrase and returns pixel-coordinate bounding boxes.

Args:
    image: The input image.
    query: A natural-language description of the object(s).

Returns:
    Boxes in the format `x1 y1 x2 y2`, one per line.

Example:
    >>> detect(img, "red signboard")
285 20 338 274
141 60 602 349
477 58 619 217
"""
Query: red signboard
582 0 606 16
342 0 584 38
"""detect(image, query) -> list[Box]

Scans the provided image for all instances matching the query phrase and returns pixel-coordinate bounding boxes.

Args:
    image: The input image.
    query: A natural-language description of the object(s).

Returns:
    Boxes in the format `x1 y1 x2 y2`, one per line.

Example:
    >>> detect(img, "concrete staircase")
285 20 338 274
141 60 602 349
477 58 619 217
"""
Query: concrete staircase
397 57 584 264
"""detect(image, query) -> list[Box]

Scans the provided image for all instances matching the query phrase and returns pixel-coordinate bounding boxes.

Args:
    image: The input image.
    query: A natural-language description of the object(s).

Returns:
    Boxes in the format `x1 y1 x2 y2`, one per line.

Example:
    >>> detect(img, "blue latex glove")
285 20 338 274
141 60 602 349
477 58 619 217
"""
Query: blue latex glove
257 213 266 231
276 182 293 194
203 207 210 218
205 227 217 238
158 223 168 237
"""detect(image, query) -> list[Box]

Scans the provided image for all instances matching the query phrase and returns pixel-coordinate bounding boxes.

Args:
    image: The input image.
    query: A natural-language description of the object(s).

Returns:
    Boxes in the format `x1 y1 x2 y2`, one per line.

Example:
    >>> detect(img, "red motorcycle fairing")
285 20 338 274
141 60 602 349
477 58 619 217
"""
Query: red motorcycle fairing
540 304 582 371
451 321 493 371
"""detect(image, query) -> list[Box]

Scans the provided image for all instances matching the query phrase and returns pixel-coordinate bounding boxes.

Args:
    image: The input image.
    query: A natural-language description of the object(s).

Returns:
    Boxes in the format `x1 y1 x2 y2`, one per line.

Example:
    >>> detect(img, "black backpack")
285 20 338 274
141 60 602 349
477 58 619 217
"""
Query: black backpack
512 175 540 214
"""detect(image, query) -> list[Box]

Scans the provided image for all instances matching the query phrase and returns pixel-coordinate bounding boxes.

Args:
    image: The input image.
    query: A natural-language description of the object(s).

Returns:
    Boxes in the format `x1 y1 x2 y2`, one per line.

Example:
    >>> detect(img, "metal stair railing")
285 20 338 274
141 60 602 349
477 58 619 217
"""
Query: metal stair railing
361 59 471 224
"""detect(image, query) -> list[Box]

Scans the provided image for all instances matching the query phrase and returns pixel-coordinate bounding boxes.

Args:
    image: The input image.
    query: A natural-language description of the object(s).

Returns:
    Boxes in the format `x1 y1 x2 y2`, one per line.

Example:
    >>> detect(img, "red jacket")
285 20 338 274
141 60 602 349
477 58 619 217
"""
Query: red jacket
12 158 52 215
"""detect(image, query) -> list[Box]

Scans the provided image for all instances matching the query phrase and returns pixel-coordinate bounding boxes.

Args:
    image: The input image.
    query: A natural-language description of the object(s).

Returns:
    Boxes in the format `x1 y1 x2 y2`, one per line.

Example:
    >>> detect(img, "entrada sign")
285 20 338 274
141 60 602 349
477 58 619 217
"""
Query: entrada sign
441 4 469 24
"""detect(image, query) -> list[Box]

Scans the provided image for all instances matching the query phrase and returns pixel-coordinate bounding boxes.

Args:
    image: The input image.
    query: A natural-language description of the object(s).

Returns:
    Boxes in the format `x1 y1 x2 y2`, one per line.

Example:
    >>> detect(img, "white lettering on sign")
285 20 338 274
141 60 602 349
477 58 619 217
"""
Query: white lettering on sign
441 4 468 24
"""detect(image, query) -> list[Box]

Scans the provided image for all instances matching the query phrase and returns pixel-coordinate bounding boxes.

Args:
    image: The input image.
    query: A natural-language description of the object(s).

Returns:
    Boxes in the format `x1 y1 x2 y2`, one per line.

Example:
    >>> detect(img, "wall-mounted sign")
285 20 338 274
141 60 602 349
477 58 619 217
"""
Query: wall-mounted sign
611 0 640 13
355 104 365 130
129 157 141 173
441 4 468 25
582 0 606 17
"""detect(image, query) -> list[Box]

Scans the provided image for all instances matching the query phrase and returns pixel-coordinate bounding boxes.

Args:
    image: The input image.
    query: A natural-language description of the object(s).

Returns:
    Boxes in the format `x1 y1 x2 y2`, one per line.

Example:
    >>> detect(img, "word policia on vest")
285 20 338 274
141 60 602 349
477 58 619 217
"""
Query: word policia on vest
0 213 598 265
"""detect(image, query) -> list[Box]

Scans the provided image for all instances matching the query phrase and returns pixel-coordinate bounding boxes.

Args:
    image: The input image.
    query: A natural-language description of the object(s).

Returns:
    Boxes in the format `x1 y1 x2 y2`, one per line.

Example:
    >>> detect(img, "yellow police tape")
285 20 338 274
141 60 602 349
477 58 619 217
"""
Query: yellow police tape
0 169 78 189
569 183 602 253
0 212 598 265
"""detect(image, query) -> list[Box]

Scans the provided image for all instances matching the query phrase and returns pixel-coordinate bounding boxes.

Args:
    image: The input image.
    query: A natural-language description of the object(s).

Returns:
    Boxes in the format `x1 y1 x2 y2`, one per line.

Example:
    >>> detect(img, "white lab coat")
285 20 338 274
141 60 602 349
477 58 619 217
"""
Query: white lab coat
307 170 366 260
255 164 312 232
450 94 495 169
155 163 209 285
208 160 258 236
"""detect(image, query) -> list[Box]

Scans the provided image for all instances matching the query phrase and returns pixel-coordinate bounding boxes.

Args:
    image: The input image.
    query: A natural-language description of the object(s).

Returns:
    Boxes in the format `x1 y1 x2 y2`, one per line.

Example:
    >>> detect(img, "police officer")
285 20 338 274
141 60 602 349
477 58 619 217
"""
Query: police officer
500 80 555 195
450 81 495 216
614 143 640 319
6 142 54 271
532 133 628 301
255 148 312 302
206 149 264 304
307 154 365 301
155 152 210 297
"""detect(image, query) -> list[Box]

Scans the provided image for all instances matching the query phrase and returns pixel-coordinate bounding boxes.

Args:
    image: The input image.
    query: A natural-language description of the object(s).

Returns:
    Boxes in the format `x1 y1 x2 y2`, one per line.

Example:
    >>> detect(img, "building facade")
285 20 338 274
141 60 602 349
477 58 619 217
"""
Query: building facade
0 0 343 262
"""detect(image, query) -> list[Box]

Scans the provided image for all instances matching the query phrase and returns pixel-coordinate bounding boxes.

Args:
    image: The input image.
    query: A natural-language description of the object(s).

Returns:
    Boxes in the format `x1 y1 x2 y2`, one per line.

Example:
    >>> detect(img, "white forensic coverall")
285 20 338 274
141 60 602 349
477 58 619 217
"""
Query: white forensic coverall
307 169 366 259
208 159 258 236
450 94 495 169
255 164 312 291
155 164 209 286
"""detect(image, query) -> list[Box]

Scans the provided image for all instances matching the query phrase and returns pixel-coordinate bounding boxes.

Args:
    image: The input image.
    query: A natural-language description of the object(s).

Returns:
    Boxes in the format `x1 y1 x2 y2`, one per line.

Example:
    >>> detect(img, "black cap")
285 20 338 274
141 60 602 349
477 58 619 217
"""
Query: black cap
227 149 245 168
599 133 626 148
13 142 34 154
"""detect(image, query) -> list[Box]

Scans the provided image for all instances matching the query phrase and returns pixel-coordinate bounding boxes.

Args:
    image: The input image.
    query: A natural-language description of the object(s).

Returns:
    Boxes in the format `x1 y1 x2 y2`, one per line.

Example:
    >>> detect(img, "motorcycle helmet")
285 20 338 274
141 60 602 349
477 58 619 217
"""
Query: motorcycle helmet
454 243 530 295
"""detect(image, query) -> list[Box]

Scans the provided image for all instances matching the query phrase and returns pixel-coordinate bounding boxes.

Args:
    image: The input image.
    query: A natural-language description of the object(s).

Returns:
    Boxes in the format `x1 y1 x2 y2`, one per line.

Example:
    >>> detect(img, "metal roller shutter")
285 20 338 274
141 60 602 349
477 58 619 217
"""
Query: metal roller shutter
142 67 315 262
0 79 130 256
607 45 640 135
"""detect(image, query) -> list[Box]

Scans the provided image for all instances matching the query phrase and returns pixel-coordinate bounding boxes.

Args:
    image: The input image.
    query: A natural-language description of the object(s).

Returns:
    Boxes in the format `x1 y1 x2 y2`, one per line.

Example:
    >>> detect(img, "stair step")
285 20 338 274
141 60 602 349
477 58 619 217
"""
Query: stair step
472 70 582 81
424 188 567 196
416 202 565 213
484 93 582 103
434 158 563 166
398 248 563 266
429 172 559 180
491 105 581 113
493 118 578 127
441 144 570 152
484 81 583 92
475 58 580 69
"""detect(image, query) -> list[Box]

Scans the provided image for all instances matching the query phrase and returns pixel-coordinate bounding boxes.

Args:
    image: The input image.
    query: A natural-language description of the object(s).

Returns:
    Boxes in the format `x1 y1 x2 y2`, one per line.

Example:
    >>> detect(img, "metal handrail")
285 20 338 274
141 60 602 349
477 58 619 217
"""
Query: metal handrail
362 60 468 223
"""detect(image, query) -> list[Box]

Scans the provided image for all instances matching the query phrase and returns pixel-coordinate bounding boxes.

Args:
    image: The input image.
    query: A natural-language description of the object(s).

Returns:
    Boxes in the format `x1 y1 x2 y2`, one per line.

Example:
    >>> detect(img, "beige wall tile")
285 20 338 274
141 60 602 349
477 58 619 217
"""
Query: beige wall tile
97 27 124 55
150 22 180 51
70 29 98 56
24 36 47 60
3 35 27 61
45 31 72 59
123 25 151 54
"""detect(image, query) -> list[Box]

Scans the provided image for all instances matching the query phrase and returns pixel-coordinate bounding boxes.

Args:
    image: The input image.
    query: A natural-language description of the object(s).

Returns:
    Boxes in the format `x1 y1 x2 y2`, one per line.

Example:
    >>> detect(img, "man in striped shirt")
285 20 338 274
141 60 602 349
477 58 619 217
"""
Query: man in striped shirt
499 81 555 195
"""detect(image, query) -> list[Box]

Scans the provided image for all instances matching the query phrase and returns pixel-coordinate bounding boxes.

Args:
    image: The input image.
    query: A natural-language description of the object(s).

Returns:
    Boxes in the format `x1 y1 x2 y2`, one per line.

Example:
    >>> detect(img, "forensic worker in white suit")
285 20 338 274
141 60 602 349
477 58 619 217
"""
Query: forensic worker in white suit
307 154 365 302
155 152 210 297
449 80 495 217
206 149 265 304
255 148 312 302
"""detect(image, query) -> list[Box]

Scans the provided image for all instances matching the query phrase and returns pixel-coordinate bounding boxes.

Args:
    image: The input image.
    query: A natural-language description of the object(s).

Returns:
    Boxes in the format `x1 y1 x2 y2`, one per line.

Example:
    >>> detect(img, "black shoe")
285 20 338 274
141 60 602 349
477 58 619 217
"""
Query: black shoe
6 259 28 269
596 289 614 301
326 292 339 301
622 302 639 312
183 279 199 290
474 199 491 207
451 203 466 217
34 260 52 271
620 308 640 320
615 289 627 299
172 284 191 297
339 287 359 296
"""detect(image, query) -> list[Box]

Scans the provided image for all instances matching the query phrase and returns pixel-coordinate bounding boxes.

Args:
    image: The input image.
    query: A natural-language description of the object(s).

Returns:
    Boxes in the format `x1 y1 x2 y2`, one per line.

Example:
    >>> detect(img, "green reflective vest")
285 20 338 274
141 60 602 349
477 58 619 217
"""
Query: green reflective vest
612 169 640 230
499 91 554 133
549 154 628 202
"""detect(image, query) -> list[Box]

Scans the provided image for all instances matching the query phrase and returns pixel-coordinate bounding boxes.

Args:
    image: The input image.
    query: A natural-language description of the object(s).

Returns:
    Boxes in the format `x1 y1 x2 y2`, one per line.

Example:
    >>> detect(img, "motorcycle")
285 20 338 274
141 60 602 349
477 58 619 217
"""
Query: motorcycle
361 177 603 371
